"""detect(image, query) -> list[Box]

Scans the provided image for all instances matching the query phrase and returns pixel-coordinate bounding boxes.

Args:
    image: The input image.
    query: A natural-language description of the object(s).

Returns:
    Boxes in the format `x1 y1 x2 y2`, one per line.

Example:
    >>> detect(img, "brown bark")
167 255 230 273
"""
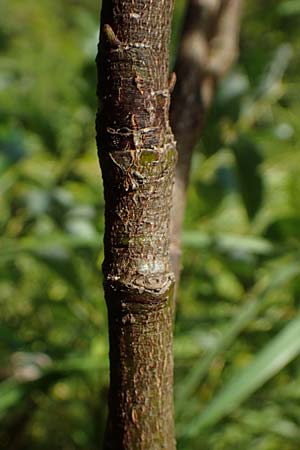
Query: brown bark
96 0 176 449
170 0 242 287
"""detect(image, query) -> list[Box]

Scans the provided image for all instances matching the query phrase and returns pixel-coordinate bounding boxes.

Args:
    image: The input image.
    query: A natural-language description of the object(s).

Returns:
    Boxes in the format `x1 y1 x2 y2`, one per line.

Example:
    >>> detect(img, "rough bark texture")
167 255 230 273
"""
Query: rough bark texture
170 0 242 287
96 0 176 449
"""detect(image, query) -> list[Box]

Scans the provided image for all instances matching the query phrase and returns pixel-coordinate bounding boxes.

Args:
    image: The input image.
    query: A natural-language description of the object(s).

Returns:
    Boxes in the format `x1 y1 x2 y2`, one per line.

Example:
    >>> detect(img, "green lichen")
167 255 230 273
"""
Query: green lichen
139 150 160 165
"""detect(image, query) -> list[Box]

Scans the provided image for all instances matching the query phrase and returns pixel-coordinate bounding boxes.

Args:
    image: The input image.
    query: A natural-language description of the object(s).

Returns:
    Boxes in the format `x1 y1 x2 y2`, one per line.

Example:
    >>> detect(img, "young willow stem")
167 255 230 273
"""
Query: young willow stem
96 0 177 449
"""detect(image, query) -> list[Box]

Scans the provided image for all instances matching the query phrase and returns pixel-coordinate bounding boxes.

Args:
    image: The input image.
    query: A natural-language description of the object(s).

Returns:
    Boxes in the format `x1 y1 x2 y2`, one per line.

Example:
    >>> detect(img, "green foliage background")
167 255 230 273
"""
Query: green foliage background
1 1 300 449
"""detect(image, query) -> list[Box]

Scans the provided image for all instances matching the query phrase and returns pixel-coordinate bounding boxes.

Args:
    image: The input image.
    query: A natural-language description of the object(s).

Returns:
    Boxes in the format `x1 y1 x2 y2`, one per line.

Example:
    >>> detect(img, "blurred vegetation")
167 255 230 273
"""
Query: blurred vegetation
1 1 300 449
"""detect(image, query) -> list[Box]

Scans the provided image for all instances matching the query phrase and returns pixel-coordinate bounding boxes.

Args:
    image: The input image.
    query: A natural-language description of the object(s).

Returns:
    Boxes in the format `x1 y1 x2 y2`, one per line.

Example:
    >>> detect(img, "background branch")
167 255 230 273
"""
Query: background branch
170 0 243 288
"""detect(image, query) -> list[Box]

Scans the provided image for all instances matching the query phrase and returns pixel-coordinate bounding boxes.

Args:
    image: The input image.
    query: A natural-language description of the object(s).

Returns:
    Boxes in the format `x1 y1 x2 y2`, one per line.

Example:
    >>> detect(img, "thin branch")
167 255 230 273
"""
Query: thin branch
208 0 242 77
170 0 243 288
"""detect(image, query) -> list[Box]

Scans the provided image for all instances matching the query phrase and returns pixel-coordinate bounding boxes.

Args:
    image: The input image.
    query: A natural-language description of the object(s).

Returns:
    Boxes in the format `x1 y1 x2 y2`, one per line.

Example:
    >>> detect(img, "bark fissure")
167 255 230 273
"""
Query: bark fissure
96 0 176 448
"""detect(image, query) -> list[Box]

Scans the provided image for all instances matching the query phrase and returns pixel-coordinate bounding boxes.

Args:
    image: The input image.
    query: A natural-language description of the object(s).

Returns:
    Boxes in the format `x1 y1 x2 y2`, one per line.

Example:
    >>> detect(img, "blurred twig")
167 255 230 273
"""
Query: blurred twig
170 0 243 289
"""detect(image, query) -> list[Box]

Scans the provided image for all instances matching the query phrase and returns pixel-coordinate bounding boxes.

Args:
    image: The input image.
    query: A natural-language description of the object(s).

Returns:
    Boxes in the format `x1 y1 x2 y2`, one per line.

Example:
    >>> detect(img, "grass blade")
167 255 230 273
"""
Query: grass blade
187 316 300 436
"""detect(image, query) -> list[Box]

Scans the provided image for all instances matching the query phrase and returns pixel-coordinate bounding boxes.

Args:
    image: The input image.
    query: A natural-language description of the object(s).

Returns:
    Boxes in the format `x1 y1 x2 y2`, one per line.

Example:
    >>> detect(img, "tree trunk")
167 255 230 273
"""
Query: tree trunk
96 0 176 449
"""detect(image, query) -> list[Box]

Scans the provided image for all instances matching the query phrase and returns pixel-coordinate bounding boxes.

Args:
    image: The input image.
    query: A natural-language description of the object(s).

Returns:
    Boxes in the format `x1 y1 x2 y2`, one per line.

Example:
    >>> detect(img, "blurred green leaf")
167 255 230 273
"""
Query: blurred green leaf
176 298 262 414
232 136 264 220
277 1 300 16
28 246 83 294
0 380 26 418
187 315 300 436
182 231 273 255
176 259 300 417
0 234 101 260
264 216 300 243
0 353 108 419
0 128 27 174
